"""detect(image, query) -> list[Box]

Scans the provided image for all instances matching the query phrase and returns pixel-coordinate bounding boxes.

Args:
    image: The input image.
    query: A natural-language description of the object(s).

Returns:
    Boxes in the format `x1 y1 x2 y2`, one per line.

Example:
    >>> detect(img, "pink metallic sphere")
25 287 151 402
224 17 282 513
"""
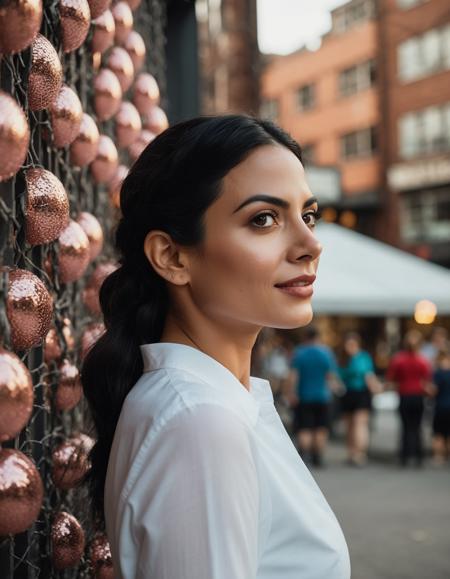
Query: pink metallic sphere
80 322 105 360
76 211 104 261
24 168 70 245
90 534 115 579
132 72 160 114
55 359 82 411
50 85 83 147
126 0 141 10
94 68 122 121
59 0 91 53
4 266 53 351
51 436 92 490
111 0 132 44
82 261 118 315
90 134 118 184
142 105 168 135
87 0 110 18
123 30 145 72
57 220 91 284
0 348 34 442
115 101 141 148
108 164 128 209
128 129 155 163
51 511 86 570
0 0 43 55
70 113 100 167
107 46 134 93
0 449 44 536
0 91 30 183
91 8 115 53
28 33 63 111
44 318 75 364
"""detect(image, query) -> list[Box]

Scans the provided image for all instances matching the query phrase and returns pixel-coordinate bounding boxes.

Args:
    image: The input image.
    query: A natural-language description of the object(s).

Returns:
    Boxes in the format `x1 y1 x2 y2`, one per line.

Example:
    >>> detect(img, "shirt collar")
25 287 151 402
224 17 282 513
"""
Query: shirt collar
139 342 262 426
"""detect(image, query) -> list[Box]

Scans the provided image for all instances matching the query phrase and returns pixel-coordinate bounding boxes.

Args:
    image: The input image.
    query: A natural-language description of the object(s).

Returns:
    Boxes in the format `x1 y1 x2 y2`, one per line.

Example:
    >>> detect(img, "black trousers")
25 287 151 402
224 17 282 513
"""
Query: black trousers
398 395 425 464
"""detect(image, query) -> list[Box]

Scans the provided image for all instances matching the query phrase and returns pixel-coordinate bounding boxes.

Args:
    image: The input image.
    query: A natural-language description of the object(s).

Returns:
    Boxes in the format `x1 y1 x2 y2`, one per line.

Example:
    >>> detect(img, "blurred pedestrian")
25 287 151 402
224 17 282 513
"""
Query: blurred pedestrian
386 330 433 468
421 326 449 369
287 325 341 467
338 332 382 467
430 349 450 466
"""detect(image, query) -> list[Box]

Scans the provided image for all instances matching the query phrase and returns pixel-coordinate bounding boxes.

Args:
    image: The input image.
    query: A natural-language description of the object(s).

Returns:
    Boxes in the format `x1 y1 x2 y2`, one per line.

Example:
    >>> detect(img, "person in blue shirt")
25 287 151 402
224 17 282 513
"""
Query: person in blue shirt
430 349 450 466
288 325 341 467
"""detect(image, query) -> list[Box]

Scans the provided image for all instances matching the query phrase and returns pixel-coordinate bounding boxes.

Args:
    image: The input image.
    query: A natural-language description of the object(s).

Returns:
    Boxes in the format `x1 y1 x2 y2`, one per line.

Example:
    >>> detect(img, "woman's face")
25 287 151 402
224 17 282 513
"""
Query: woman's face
186 144 323 330
344 338 360 357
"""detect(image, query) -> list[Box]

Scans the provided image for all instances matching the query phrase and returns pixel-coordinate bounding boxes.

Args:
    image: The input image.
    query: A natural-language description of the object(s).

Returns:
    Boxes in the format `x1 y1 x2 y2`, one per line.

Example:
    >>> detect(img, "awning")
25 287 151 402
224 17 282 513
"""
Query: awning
312 222 450 316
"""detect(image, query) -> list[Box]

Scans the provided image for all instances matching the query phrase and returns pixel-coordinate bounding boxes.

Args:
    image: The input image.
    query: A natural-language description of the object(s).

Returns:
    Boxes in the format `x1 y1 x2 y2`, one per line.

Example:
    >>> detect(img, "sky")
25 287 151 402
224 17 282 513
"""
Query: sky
257 0 349 55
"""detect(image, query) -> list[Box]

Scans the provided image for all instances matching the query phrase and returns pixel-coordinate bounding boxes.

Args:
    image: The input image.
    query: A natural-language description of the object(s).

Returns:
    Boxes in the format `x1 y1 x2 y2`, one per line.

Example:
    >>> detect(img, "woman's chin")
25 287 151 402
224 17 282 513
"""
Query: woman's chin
270 304 314 330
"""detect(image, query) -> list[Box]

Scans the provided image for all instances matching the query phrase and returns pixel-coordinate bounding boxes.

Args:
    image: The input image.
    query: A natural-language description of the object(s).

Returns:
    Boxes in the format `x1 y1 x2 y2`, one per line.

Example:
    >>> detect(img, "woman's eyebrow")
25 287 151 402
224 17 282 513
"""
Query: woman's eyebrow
232 194 318 214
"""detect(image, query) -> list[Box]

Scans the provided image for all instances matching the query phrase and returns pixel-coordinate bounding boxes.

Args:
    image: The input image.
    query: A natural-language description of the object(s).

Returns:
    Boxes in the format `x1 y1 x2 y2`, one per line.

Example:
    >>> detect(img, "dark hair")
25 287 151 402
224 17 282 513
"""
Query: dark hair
81 114 303 526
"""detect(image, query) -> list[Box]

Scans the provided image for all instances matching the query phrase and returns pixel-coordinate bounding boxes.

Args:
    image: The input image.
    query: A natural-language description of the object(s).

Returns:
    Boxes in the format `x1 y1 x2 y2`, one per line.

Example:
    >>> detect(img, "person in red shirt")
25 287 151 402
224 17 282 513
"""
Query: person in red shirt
386 330 433 467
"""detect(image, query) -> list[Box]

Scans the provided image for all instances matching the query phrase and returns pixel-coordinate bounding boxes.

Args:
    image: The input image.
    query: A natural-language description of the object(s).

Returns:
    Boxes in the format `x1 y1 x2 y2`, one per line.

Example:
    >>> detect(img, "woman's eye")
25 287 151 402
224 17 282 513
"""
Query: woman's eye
251 211 278 228
303 209 322 227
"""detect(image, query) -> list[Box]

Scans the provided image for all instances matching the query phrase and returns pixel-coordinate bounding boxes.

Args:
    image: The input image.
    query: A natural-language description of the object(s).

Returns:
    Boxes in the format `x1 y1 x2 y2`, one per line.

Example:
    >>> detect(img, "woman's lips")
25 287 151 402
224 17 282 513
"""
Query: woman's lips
275 283 314 298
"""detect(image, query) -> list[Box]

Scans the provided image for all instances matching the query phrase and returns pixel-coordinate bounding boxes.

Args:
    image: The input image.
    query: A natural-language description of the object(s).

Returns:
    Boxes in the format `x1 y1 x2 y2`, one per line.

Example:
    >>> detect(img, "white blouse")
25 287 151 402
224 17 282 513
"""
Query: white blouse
104 342 351 579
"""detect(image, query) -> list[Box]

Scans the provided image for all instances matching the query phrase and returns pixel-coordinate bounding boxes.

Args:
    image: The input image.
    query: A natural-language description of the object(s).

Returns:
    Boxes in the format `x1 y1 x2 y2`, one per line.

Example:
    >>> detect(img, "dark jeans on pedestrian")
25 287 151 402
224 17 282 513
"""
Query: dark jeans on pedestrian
398 395 424 466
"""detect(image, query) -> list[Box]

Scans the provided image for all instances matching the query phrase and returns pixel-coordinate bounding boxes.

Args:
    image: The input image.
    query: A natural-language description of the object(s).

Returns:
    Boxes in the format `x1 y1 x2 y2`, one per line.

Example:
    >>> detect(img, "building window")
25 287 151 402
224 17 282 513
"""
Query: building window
301 144 315 165
339 59 376 97
398 24 450 82
397 0 427 9
297 84 315 111
341 127 377 159
332 0 375 34
260 99 278 121
400 188 450 243
399 103 450 159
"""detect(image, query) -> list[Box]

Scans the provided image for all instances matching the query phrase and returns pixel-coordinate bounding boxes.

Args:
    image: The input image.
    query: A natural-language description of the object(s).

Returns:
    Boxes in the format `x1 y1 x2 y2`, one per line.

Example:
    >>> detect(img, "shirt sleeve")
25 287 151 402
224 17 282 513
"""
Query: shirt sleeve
386 355 399 382
127 404 260 579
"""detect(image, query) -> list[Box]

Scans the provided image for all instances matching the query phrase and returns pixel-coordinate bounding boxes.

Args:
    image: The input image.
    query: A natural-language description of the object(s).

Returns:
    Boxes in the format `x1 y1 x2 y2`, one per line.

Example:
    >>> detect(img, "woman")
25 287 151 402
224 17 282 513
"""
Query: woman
81 115 350 579
387 330 433 467
338 332 381 467
431 349 450 465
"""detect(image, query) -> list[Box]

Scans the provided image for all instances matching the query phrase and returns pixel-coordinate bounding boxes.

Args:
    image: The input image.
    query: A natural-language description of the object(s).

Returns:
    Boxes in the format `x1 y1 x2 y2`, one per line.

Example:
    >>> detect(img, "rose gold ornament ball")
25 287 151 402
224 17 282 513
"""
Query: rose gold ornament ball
90 534 115 579
4 266 53 351
123 30 145 72
76 211 104 261
80 322 105 360
70 113 100 166
57 219 91 284
0 348 34 442
87 0 110 18
50 84 83 147
55 359 82 411
59 0 91 53
108 164 128 209
132 72 160 115
91 8 115 53
0 91 30 183
51 511 86 570
44 318 75 364
25 167 70 245
82 261 118 315
28 33 63 111
115 101 141 148
0 0 43 55
107 46 134 93
51 435 93 490
94 68 122 121
0 448 44 536
126 0 141 10
111 0 133 44
90 134 119 184
143 105 168 135
128 129 155 163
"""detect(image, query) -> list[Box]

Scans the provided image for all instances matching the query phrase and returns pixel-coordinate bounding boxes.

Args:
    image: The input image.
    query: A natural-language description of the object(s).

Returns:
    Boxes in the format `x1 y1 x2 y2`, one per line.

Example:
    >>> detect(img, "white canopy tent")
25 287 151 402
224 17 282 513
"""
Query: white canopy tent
312 222 450 316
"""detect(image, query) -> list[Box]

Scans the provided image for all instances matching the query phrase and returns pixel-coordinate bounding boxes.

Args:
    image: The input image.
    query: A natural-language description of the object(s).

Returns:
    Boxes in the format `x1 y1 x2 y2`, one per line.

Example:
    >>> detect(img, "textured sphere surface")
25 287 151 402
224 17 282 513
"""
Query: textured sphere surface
123 30 145 71
76 211 104 261
115 101 141 147
0 0 43 55
108 164 128 209
90 534 115 579
0 348 34 442
90 134 118 184
50 85 83 147
55 359 82 411
91 8 115 53
82 261 118 315
87 0 110 18
143 105 168 135
94 68 122 121
51 438 90 490
133 72 160 114
44 318 75 364
107 46 134 92
111 0 132 44
0 448 44 536
128 129 155 163
0 91 30 183
25 168 70 245
51 511 86 570
28 34 63 111
70 113 100 166
4 267 53 351
59 0 91 53
57 220 91 284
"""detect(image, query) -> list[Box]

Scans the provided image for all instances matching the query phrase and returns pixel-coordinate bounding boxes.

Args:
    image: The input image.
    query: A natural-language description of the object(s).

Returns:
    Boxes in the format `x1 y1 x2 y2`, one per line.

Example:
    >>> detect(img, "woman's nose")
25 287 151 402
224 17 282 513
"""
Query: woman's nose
289 226 323 263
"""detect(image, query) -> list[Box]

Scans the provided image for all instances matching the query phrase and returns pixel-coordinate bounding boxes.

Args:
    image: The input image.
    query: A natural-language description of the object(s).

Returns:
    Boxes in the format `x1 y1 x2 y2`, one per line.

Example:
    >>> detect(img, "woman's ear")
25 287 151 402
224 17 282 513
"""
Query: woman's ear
143 230 190 285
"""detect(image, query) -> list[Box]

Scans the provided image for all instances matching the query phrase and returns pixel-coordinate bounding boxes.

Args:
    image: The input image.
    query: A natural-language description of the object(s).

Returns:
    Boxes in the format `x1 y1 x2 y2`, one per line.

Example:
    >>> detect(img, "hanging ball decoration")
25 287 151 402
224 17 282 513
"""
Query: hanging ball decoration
57 219 91 284
80 322 105 360
128 129 155 163
90 534 115 579
51 511 86 570
82 261 118 315
87 0 110 18
59 0 91 53
51 436 92 490
24 168 70 245
126 0 141 10
111 0 132 44
143 105 168 135
55 359 82 411
90 135 118 184
70 113 100 167
91 9 115 53
94 68 122 122
4 267 53 351
0 348 34 442
44 318 75 365
107 46 134 93
123 30 145 72
115 101 141 148
0 91 30 183
28 34 63 111
49 85 83 147
132 72 160 115
0 0 43 55
0 448 44 536
108 164 128 209
76 211 104 261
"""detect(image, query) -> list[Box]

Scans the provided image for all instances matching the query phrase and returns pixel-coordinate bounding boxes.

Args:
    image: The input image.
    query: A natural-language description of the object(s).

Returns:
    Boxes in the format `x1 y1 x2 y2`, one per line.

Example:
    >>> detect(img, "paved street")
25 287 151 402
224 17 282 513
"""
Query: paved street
304 410 450 579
